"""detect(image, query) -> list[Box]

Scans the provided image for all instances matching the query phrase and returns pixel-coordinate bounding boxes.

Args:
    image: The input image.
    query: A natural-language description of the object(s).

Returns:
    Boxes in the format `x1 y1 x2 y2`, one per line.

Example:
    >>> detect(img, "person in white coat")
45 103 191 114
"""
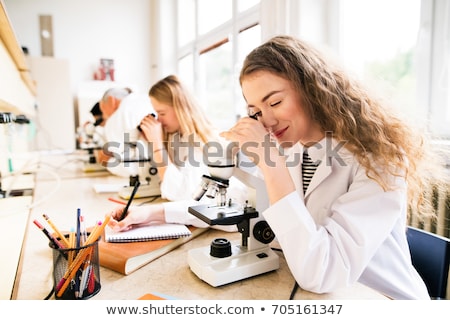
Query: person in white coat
220 35 445 299
107 75 246 230
96 87 155 177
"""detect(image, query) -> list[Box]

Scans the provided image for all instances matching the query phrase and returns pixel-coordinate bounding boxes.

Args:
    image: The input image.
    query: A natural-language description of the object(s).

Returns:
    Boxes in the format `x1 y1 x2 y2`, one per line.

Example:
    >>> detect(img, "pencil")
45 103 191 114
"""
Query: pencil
33 219 64 249
68 230 75 265
43 214 70 248
118 181 140 221
108 197 127 205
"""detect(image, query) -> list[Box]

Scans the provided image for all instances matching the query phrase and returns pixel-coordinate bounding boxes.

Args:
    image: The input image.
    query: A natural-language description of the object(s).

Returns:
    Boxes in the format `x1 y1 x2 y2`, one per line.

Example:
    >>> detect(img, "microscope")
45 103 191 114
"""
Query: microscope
116 138 161 199
77 122 107 172
187 151 279 287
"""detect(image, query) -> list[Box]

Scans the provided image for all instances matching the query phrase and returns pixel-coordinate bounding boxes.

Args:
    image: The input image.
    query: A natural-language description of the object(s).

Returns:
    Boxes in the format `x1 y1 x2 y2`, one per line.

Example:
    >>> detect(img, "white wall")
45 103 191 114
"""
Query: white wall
28 56 75 150
3 0 155 96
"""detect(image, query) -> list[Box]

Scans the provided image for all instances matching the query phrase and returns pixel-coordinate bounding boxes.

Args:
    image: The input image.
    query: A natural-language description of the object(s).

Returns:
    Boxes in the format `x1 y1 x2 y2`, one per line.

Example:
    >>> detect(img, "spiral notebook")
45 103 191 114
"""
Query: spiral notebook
104 223 192 243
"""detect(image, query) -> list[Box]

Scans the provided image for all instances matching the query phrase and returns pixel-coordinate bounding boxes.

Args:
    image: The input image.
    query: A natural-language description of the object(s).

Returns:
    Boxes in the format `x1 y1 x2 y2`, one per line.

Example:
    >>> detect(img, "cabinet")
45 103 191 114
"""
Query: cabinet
0 1 36 115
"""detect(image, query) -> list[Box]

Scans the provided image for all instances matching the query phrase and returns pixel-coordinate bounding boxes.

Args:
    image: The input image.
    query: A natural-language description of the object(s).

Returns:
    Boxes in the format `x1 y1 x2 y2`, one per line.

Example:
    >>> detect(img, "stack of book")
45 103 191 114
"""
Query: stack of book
98 224 208 275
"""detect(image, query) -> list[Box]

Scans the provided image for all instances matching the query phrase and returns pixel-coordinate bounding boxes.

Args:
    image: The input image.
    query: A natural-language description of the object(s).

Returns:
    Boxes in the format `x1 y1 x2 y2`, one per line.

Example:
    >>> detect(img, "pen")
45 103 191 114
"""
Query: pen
87 265 96 294
74 208 82 298
119 181 140 221
33 219 64 249
80 214 88 245
78 254 91 298
76 208 81 249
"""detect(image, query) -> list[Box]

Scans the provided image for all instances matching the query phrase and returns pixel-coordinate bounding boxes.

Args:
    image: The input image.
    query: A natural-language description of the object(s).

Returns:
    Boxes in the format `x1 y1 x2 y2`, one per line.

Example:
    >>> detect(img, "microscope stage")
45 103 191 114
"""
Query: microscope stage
188 203 258 226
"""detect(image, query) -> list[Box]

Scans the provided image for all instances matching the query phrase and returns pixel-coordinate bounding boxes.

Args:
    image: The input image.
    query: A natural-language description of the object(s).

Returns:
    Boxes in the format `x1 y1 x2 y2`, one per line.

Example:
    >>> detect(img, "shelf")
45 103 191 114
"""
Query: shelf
0 1 36 116
0 2 36 95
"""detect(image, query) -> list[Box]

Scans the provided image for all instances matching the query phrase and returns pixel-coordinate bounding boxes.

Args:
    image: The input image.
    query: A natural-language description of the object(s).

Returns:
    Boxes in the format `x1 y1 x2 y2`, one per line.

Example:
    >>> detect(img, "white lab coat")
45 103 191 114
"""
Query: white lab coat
263 138 430 300
103 93 154 177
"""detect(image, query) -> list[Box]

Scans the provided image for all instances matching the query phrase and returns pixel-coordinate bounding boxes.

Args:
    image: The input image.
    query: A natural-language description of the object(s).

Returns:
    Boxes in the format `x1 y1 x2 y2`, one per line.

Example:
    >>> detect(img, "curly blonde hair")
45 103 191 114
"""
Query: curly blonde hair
240 35 446 219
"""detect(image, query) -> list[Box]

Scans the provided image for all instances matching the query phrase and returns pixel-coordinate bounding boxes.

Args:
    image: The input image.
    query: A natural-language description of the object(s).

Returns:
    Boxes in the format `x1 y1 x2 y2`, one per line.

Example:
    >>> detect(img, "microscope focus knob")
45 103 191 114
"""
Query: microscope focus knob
210 238 232 258
148 167 158 175
253 221 275 244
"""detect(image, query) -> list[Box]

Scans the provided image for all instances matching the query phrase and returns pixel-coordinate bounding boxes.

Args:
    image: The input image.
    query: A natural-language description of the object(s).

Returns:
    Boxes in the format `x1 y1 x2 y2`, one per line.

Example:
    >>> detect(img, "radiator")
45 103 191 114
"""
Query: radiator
409 142 450 237
408 183 450 238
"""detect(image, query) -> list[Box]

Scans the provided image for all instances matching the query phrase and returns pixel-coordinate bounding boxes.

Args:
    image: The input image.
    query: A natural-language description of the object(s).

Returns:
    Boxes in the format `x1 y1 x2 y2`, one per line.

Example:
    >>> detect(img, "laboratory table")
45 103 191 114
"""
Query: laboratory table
7 151 387 300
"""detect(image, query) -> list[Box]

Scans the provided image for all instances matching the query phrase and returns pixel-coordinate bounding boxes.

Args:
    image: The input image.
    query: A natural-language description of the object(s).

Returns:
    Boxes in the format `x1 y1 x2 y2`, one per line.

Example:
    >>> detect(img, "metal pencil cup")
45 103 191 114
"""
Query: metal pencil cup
49 235 101 300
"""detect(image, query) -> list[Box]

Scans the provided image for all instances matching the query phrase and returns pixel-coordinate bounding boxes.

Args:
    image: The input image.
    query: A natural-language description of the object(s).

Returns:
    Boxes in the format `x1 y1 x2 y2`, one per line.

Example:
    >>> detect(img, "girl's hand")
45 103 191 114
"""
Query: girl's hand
220 117 295 204
139 114 163 150
107 204 165 232
220 117 276 168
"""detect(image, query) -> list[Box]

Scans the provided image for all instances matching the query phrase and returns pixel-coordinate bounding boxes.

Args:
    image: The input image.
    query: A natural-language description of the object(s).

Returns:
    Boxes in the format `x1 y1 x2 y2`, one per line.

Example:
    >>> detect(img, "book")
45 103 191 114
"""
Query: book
98 226 208 275
104 223 192 243
138 292 178 300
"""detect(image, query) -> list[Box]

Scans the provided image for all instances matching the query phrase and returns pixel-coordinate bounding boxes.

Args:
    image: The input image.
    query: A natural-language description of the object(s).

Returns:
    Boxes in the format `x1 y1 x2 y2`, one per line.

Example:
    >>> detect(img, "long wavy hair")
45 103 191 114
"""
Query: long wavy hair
149 75 217 162
240 35 445 219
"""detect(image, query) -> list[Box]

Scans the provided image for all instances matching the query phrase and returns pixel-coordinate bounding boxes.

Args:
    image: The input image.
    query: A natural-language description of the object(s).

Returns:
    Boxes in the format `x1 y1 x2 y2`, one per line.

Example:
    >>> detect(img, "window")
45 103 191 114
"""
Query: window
199 39 234 128
238 0 260 12
339 0 450 138
176 0 261 130
177 0 195 47
197 0 232 35
340 0 421 120
178 53 194 92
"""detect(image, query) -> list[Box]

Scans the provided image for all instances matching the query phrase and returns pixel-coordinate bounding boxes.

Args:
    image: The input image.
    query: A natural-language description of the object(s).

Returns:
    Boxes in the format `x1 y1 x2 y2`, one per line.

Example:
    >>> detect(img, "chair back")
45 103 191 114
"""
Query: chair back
406 226 450 299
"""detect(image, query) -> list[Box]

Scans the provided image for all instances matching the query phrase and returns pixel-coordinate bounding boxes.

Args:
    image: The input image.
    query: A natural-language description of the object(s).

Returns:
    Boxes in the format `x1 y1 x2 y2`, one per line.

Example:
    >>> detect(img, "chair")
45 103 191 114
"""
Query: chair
406 226 450 299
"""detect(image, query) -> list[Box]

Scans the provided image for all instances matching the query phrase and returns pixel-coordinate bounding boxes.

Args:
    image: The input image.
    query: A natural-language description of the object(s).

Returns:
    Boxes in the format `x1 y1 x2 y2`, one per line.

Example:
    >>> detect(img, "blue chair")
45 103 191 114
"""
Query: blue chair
406 226 450 299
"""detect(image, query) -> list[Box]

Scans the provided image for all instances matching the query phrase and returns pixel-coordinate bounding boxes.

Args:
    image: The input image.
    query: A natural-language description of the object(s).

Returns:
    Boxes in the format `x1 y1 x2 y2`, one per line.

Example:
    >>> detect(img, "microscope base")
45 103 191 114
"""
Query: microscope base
118 184 160 199
187 242 279 287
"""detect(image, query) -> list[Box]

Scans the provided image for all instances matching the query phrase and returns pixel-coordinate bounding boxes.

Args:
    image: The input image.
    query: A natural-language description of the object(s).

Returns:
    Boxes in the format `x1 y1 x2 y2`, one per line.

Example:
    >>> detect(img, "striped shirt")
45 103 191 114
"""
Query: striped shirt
302 149 319 194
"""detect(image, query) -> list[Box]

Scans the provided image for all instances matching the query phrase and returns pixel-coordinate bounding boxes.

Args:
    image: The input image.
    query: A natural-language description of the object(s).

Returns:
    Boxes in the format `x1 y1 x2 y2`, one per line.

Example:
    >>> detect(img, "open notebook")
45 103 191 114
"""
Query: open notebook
104 223 192 243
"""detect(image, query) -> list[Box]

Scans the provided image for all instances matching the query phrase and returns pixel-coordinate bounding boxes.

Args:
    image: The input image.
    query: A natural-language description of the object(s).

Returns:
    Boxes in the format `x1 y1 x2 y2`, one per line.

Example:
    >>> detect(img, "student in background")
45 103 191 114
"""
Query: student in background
107 75 246 230
76 101 104 149
97 87 155 177
219 35 446 299
90 102 104 127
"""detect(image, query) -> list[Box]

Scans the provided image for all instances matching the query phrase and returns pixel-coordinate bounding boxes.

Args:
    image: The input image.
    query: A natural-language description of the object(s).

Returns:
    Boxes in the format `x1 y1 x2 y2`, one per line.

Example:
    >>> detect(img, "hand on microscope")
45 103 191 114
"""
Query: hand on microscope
220 116 295 205
107 203 165 232
220 116 278 168
138 113 163 150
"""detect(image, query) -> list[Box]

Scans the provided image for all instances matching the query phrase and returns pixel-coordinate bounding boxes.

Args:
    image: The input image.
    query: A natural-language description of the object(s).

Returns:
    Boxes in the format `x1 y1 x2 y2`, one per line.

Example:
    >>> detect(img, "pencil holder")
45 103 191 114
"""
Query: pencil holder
49 234 101 300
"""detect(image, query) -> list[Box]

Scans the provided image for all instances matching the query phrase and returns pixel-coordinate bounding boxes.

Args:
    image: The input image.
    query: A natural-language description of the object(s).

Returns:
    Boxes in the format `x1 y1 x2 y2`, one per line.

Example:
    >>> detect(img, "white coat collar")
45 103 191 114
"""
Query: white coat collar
301 137 350 197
